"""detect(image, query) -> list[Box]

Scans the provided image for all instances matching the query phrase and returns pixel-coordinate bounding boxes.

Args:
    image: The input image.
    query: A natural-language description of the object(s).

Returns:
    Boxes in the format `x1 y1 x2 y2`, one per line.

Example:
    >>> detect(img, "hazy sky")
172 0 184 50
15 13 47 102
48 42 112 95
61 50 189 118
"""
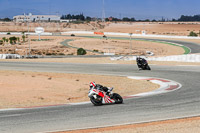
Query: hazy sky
0 0 200 20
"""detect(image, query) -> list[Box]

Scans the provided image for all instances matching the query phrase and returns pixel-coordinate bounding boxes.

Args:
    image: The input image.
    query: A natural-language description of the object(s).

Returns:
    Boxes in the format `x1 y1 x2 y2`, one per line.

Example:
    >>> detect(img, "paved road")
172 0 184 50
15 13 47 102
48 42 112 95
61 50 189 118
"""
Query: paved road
46 36 200 58
0 39 200 133
0 62 199 133
135 38 200 53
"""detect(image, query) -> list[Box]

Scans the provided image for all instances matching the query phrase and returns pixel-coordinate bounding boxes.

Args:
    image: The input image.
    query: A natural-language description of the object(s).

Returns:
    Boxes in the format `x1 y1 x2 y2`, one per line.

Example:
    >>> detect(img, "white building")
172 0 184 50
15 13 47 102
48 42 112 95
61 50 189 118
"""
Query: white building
13 13 60 22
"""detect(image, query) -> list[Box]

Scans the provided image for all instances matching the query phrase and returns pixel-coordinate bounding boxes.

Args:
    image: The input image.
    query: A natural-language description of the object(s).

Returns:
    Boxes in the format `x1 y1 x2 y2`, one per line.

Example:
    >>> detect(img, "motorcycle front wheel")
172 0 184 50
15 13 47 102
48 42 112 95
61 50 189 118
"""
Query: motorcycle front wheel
112 93 123 104
146 65 151 70
90 96 102 106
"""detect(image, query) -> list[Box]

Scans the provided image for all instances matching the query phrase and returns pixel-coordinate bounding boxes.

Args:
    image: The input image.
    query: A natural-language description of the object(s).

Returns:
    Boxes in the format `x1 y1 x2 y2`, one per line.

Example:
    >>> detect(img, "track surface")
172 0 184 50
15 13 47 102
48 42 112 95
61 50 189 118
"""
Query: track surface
0 39 200 133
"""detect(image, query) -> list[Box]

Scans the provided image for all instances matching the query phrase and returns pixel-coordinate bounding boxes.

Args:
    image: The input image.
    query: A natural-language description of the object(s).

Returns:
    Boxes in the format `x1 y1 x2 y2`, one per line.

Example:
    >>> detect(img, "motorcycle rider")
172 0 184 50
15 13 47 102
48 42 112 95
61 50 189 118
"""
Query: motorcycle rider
90 82 112 96
136 56 151 70
136 56 147 69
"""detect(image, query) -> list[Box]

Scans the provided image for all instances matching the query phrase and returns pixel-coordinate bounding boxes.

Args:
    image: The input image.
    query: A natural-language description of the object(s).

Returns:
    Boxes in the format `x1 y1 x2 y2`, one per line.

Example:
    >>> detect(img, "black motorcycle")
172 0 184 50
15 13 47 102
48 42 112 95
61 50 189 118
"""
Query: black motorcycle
136 57 151 70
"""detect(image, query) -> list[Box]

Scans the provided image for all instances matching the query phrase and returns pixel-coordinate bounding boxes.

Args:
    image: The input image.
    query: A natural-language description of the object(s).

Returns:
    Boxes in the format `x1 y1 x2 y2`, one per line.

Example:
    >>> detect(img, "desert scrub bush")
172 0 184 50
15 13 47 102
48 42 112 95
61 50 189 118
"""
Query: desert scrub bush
37 51 42 55
51 53 57 55
0 40 3 45
77 48 87 55
93 49 99 52
46 53 52 55
189 31 198 37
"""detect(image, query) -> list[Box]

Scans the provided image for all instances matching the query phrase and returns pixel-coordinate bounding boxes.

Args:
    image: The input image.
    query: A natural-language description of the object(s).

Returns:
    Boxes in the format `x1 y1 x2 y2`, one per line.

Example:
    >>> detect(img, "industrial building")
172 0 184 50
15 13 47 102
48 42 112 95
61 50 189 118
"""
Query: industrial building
13 13 60 22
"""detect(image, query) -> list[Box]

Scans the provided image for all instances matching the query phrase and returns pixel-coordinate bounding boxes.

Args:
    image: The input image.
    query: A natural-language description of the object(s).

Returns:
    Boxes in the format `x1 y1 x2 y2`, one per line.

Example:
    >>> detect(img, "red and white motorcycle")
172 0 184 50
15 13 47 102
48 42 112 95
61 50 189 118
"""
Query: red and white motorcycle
88 87 123 106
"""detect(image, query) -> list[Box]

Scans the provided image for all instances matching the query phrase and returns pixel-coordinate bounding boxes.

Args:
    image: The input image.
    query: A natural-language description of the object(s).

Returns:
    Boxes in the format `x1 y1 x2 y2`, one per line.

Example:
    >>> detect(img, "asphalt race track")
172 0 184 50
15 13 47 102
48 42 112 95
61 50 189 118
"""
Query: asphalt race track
0 39 200 133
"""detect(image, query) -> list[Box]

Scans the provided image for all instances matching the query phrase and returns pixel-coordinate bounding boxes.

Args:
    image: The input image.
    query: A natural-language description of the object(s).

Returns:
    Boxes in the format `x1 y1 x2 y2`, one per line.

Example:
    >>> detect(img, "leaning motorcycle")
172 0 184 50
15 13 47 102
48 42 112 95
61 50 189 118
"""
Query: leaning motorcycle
136 57 151 70
88 87 123 106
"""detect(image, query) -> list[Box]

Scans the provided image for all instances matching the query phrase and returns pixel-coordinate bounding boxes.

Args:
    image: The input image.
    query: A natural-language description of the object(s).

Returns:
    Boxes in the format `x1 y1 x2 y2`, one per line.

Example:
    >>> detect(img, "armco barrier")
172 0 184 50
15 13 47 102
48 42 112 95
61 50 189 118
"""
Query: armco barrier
148 54 200 62
0 32 52 35
1 31 200 40
61 31 200 40
0 54 21 59
110 54 200 62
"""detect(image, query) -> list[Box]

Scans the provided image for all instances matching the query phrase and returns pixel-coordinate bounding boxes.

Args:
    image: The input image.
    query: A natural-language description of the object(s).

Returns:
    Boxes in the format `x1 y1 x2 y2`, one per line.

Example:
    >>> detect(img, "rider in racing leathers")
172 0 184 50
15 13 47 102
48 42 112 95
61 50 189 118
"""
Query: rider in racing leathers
136 56 146 69
89 82 112 96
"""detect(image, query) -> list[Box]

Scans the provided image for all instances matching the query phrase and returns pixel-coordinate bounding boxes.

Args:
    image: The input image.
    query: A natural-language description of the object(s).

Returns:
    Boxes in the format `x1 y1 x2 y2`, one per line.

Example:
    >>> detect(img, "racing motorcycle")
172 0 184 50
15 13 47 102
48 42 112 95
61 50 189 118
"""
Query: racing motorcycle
88 87 123 106
136 57 151 70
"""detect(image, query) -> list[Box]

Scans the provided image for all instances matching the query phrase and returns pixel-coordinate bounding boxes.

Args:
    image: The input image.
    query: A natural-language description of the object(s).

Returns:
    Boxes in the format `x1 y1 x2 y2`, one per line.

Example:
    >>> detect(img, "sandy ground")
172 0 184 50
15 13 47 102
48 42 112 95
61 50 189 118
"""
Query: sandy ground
0 35 79 56
1 22 200 36
0 34 184 56
69 38 184 56
57 116 200 133
0 70 159 109
102 22 200 36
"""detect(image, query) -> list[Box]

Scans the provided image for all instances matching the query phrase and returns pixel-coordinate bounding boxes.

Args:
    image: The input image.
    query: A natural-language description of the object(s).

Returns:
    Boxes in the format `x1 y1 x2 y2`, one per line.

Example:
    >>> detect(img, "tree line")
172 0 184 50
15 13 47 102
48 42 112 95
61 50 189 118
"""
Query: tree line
0 18 12 21
2 14 200 22
60 13 200 22
177 15 200 21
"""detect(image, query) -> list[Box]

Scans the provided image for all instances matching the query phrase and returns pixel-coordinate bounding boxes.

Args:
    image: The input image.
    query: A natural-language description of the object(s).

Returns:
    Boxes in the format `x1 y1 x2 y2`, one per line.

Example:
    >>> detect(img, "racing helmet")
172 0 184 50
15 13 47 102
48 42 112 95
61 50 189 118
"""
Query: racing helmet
90 82 96 89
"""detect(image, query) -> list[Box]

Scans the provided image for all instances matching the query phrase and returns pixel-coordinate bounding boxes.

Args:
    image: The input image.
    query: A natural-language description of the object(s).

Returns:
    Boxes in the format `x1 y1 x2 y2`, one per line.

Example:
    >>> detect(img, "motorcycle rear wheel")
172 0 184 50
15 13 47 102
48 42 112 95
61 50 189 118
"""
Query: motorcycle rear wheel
112 93 123 104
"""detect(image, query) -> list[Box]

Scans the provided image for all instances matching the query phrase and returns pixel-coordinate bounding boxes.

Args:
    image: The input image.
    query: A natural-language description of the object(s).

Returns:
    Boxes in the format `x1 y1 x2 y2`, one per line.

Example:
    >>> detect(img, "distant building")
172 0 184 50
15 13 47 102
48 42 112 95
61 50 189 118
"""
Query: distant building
13 13 60 22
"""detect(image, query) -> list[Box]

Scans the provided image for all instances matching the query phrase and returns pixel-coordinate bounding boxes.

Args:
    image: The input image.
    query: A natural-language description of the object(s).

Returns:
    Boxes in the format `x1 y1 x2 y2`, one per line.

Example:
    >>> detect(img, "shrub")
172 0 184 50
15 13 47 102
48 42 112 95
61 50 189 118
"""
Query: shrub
9 36 18 44
189 31 198 37
93 49 99 52
0 40 3 45
22 35 26 42
77 48 87 55
37 51 42 55
46 53 52 55
52 53 57 55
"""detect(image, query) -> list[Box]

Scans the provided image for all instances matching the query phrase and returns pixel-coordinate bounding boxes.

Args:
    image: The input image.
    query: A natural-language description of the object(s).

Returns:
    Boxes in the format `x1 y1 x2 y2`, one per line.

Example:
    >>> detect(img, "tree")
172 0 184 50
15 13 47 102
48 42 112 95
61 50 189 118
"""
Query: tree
122 17 136 22
178 15 200 21
77 48 87 55
130 17 136 21
86 16 92 21
144 19 150 22
172 18 176 21
79 13 85 21
66 14 72 19
0 18 11 21
61 15 66 19
122 17 131 21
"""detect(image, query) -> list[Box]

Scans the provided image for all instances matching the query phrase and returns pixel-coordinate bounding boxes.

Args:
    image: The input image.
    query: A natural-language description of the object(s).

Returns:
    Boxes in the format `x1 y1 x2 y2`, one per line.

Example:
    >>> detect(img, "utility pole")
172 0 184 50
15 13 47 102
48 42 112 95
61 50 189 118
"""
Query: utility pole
24 14 31 57
27 18 31 57
129 33 133 55
102 0 105 22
